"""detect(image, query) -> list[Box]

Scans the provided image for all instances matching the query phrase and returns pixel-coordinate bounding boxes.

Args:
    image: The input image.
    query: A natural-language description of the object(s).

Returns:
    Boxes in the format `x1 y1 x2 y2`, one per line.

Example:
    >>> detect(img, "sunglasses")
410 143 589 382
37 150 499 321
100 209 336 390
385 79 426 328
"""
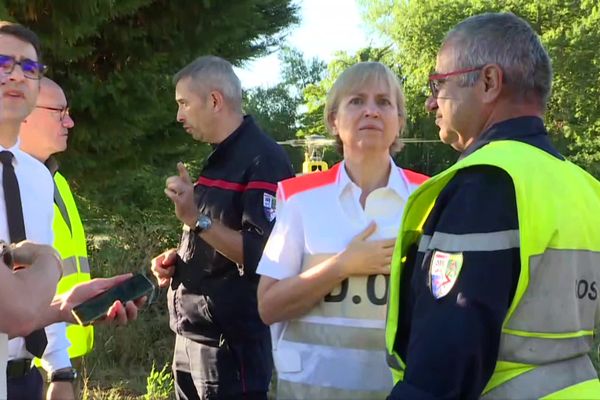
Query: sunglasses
0 54 47 80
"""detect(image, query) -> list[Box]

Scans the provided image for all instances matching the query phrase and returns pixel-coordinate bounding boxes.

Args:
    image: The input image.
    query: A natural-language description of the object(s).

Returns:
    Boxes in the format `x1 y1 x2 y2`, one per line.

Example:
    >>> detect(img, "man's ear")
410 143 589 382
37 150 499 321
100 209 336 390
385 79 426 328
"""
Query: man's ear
210 91 225 112
481 64 503 104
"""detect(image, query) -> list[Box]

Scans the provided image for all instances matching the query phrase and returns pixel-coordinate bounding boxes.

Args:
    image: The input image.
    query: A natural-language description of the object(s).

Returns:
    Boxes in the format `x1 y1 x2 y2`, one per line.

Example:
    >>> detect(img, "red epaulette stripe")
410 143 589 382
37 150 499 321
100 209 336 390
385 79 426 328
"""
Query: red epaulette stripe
280 163 341 201
196 177 277 193
402 168 429 184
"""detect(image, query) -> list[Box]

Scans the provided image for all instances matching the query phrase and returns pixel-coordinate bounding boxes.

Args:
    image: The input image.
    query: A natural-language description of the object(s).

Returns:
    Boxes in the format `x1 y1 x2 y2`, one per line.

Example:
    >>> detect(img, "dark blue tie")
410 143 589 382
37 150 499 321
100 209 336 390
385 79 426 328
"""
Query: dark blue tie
0 150 48 357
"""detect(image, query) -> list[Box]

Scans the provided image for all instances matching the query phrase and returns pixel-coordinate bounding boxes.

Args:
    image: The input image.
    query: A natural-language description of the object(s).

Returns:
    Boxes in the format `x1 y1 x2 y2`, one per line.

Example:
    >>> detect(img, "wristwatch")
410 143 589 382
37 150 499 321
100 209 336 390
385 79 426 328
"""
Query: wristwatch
193 213 212 234
49 367 78 382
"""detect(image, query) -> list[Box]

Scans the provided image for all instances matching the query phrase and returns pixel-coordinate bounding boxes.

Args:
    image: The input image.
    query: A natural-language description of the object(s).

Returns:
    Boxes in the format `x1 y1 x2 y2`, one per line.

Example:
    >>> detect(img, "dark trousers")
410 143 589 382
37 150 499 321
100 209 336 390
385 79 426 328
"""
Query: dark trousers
7 365 43 400
173 334 271 400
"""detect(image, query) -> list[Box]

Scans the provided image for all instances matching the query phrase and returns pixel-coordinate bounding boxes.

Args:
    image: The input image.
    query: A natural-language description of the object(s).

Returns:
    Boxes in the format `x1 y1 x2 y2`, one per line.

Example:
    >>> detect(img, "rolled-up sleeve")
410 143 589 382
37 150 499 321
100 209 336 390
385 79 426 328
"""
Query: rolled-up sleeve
257 187 304 281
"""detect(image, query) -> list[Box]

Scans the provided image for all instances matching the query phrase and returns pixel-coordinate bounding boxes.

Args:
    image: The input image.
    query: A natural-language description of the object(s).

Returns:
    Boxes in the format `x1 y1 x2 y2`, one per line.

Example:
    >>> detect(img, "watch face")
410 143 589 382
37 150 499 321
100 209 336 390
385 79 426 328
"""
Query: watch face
197 214 212 231
50 368 77 382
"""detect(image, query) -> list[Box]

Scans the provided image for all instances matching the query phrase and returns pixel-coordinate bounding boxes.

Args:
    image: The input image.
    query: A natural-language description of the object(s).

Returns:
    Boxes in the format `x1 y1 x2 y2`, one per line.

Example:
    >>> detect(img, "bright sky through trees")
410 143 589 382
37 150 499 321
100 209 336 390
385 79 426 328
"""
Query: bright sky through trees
235 0 380 88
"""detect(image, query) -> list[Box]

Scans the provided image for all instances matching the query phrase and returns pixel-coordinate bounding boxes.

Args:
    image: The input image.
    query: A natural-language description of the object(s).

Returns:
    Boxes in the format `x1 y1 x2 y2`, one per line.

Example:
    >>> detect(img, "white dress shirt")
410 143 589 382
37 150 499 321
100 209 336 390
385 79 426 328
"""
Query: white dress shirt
0 139 71 375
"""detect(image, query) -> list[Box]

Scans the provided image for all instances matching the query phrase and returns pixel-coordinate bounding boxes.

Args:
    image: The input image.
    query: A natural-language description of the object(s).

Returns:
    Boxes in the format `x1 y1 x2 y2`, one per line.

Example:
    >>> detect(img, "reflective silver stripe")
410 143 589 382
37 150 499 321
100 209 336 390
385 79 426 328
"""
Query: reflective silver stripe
386 352 403 370
506 249 600 333
282 320 384 351
417 235 430 253
499 333 593 364
417 230 520 253
78 256 90 274
62 256 78 276
61 256 90 276
277 378 389 400
482 355 598 399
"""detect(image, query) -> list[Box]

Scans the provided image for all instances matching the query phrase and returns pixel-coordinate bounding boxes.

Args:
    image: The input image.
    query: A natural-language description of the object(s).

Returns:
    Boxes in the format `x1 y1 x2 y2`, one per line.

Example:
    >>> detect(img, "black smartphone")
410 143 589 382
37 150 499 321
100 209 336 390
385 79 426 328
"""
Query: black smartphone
71 273 155 326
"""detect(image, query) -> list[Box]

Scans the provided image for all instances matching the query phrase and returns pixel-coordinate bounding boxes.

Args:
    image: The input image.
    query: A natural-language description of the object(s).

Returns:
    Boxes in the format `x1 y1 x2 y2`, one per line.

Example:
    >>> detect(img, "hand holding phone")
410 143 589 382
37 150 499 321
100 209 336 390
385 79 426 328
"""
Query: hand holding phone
151 248 177 288
71 273 155 326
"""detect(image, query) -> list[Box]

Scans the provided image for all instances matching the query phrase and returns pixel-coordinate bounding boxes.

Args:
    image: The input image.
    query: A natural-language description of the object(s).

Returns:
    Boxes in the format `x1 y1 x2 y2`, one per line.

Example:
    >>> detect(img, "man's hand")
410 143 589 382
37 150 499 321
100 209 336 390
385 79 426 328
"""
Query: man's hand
336 222 396 277
57 274 145 325
47 381 75 400
151 248 177 288
10 241 62 274
165 162 198 227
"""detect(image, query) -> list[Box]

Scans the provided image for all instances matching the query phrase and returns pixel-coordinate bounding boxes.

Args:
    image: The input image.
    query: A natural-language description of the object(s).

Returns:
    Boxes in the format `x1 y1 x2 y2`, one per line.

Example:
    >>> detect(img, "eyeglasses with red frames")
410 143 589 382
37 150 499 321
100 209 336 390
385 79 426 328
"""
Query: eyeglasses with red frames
36 105 70 121
428 66 483 98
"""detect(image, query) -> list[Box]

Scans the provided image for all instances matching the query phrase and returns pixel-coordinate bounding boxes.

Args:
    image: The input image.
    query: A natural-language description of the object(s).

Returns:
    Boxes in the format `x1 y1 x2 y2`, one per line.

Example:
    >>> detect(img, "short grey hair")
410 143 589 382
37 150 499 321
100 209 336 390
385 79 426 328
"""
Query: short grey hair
444 12 552 107
173 55 242 112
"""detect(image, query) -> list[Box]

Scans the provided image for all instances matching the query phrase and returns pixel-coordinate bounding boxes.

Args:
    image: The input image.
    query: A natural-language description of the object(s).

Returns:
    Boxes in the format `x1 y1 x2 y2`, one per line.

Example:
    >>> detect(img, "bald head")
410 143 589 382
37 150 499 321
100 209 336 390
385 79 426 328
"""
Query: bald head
38 77 62 101
20 78 74 161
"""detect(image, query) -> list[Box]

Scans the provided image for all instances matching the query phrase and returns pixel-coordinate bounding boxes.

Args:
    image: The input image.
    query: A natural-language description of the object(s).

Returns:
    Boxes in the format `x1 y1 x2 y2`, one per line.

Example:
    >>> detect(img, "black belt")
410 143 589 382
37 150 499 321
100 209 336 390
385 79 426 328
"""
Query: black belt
6 358 33 379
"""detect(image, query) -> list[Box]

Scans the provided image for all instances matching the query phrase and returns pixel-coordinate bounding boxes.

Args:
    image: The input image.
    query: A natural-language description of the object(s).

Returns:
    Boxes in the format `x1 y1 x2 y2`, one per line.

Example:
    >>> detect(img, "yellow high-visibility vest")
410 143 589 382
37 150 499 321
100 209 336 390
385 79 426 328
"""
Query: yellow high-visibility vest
386 140 600 398
51 172 94 358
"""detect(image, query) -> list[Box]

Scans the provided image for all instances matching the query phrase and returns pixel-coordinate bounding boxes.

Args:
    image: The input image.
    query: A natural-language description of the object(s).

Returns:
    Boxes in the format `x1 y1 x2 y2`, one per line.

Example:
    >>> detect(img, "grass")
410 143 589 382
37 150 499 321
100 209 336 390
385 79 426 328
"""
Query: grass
79 209 178 399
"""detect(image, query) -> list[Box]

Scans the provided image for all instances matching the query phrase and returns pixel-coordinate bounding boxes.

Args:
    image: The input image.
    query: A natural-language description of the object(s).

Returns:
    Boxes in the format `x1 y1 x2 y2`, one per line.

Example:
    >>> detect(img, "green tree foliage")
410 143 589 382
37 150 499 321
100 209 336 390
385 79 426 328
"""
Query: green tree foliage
0 0 299 216
243 47 326 170
359 0 600 177
0 2 299 394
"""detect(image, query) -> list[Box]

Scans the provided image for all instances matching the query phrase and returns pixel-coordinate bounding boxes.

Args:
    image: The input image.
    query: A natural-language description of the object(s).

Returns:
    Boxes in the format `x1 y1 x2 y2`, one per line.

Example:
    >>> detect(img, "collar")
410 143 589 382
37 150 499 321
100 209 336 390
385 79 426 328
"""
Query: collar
205 115 255 165
0 138 21 166
336 158 410 201
460 116 549 159
45 156 59 175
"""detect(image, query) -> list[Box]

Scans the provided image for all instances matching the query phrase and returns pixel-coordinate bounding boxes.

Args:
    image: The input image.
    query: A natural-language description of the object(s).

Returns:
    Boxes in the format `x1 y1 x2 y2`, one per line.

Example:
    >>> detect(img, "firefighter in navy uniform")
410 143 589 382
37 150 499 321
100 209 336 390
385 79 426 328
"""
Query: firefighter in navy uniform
151 55 294 400
386 12 600 400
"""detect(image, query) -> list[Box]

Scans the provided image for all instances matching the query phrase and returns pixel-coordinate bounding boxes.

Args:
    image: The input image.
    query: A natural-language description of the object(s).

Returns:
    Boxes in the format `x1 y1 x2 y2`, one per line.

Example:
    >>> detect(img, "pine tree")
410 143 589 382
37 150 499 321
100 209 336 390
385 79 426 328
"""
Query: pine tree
0 0 298 214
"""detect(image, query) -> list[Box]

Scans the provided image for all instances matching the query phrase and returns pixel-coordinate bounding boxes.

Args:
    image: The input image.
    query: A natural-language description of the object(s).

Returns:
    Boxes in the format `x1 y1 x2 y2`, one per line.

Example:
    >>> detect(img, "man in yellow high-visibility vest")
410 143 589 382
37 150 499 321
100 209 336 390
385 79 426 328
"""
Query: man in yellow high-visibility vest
20 77 93 399
386 12 600 399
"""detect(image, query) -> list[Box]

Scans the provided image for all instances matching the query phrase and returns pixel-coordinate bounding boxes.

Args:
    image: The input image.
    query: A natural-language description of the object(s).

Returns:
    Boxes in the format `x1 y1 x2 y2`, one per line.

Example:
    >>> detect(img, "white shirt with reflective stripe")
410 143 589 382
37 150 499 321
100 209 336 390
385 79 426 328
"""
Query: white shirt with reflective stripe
258 159 420 395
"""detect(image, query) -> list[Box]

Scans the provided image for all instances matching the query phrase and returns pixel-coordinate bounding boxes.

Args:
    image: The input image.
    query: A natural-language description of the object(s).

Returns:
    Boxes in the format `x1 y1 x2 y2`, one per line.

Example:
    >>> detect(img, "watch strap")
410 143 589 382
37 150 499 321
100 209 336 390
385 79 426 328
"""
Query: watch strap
49 367 77 382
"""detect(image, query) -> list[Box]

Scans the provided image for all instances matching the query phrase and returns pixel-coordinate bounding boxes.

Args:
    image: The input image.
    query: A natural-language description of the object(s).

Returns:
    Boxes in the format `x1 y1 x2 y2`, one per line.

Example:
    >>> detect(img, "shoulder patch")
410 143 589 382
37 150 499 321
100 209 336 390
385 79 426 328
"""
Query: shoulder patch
430 251 463 299
279 163 341 201
263 193 277 222
402 168 429 185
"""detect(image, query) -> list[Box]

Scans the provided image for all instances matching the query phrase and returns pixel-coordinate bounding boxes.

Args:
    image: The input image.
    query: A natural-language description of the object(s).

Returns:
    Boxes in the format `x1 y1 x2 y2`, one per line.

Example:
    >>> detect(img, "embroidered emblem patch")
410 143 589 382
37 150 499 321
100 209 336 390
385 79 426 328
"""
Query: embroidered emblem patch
263 193 277 222
430 250 463 299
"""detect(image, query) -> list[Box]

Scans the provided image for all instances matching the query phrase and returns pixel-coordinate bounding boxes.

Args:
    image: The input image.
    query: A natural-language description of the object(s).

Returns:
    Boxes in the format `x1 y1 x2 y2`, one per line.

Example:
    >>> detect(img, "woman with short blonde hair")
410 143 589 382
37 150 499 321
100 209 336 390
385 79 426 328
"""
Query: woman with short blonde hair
257 61 427 399
325 62 406 155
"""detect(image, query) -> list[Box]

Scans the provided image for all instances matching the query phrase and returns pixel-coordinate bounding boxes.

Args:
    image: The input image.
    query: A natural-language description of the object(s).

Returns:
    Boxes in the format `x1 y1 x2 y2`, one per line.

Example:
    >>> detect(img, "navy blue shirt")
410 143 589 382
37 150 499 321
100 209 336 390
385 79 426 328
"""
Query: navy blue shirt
168 116 294 344
390 117 562 399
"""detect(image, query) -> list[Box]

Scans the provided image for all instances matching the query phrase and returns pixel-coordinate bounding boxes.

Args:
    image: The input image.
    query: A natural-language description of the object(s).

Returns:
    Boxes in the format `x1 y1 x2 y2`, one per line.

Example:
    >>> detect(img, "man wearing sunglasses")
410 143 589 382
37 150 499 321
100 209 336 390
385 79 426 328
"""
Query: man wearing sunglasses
386 12 600 400
0 21 142 400
20 77 92 400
